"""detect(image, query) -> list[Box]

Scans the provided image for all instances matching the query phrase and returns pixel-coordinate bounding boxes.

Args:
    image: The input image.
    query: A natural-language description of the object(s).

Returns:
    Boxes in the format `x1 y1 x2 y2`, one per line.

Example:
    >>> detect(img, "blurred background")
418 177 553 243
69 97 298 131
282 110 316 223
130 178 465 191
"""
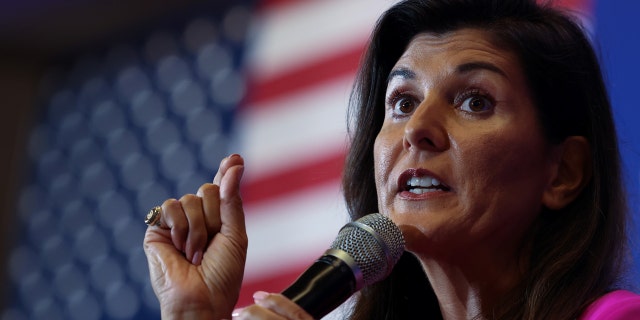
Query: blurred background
0 0 637 319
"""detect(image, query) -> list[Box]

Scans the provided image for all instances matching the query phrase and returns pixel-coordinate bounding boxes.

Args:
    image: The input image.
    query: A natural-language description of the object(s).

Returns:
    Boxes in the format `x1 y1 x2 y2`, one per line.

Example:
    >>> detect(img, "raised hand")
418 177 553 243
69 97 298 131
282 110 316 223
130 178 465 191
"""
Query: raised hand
144 154 247 320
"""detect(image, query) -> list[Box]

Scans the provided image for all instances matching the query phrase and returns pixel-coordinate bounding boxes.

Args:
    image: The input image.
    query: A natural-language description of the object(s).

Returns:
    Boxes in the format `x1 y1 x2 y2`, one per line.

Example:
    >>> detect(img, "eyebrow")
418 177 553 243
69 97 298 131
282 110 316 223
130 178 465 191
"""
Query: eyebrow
387 68 416 83
387 61 508 84
456 61 508 78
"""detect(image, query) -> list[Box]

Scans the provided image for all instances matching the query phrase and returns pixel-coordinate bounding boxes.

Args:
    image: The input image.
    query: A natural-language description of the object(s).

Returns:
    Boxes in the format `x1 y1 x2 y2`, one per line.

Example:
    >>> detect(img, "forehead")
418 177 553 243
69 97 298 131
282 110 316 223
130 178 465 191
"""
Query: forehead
393 28 521 78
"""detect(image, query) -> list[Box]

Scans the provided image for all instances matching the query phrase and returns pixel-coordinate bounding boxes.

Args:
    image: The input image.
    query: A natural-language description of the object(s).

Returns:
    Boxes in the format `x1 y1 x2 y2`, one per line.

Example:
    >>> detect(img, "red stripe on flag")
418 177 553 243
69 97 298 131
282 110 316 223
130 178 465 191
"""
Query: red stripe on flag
245 43 366 107
242 151 346 204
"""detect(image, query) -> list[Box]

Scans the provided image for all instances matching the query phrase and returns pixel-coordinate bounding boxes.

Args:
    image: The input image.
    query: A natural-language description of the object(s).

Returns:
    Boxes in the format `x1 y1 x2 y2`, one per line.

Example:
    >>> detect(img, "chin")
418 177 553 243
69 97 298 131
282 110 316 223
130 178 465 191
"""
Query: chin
396 224 431 252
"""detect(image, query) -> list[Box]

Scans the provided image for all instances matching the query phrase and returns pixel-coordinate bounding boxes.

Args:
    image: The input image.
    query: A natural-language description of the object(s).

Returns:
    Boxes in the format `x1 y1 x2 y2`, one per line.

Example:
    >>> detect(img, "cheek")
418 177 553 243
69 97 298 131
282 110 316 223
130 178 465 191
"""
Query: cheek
457 131 551 205
373 129 400 191
373 135 388 186
496 137 547 178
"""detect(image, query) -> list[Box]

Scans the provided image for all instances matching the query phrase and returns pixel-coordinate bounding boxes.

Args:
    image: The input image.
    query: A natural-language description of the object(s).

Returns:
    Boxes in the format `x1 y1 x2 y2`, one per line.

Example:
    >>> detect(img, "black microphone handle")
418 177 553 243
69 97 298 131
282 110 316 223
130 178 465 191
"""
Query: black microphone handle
281 254 357 319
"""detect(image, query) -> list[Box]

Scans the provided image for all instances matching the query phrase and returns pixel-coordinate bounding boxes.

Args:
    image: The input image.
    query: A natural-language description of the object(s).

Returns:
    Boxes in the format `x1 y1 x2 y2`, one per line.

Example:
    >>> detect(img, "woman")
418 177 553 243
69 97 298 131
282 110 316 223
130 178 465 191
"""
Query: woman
143 0 640 319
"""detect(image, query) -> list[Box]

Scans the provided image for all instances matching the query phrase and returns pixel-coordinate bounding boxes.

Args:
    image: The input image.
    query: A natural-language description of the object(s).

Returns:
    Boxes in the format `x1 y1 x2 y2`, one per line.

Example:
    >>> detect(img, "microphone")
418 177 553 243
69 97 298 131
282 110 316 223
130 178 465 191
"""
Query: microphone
281 213 405 319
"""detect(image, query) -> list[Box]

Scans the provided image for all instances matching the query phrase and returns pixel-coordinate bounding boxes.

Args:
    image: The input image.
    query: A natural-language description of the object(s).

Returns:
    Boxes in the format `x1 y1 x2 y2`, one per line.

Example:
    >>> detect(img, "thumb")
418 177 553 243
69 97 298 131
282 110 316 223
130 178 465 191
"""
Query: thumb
219 163 246 240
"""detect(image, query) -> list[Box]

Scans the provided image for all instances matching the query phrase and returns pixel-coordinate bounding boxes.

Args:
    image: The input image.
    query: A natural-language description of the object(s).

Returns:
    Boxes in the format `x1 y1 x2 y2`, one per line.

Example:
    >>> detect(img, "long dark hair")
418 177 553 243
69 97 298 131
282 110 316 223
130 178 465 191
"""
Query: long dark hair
342 0 628 319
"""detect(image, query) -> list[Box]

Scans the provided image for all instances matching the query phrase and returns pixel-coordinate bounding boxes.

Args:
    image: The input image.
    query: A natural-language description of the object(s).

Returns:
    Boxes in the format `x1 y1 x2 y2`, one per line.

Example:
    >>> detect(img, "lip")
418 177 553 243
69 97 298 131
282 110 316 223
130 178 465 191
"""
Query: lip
397 168 452 199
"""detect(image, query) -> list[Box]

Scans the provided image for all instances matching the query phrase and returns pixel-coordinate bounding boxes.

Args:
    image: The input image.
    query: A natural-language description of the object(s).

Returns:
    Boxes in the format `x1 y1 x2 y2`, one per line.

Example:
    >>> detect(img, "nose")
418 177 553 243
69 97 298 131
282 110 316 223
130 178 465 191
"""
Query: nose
403 97 448 152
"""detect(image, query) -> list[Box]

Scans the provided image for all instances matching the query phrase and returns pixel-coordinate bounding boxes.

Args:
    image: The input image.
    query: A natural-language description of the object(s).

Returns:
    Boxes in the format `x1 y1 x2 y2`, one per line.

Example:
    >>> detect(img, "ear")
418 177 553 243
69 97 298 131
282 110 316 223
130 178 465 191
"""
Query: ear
542 136 592 210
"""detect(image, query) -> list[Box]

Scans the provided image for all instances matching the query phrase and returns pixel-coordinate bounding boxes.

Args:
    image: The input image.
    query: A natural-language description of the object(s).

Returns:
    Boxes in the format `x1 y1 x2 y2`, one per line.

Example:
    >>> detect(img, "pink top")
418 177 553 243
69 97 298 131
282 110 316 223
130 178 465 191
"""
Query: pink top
579 290 640 320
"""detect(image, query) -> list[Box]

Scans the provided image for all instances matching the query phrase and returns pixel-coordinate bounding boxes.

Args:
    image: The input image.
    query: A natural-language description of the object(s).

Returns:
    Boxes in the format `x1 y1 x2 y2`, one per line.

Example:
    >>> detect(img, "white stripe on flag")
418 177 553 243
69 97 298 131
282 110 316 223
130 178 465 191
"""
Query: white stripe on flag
237 75 353 182
247 0 399 81
243 181 348 282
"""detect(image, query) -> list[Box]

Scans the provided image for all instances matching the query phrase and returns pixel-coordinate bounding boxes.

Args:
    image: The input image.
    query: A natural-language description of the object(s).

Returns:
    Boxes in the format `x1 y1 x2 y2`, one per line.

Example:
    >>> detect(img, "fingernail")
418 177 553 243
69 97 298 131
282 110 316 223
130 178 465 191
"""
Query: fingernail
231 308 242 317
253 291 269 301
223 154 238 164
191 250 202 265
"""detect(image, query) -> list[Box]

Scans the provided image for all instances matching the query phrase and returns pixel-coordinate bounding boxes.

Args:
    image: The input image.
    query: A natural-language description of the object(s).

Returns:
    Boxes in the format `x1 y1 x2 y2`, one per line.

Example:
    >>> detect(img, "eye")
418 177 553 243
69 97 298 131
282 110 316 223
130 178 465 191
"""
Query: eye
395 96 417 114
458 91 494 113
387 90 418 116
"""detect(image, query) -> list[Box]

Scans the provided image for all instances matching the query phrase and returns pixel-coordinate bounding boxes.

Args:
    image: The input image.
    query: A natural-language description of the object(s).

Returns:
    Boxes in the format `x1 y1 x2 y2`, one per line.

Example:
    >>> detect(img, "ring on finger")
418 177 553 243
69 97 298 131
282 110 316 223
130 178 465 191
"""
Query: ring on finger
145 206 162 227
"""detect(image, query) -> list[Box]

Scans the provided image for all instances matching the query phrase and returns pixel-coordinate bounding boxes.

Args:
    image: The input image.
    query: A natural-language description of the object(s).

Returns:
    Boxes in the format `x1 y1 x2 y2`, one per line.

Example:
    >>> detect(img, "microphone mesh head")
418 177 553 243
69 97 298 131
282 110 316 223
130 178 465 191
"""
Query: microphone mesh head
329 213 405 287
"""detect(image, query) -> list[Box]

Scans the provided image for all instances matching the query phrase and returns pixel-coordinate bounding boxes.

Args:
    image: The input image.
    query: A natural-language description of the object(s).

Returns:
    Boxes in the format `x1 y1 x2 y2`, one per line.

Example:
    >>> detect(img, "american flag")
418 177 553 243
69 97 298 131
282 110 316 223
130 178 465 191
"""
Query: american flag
235 0 400 310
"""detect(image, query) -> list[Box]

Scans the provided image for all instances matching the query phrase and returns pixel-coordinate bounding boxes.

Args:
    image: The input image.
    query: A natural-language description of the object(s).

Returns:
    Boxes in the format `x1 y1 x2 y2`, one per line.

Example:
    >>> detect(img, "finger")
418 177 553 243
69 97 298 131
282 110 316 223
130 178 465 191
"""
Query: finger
232 304 286 320
219 163 246 241
213 154 244 186
197 183 222 236
161 198 189 253
178 194 207 265
252 292 313 320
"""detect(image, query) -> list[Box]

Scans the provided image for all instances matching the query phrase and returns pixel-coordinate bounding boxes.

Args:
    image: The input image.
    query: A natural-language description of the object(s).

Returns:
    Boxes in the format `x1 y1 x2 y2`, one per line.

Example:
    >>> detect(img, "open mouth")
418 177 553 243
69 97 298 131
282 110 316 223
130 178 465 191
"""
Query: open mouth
399 170 451 195
405 176 451 194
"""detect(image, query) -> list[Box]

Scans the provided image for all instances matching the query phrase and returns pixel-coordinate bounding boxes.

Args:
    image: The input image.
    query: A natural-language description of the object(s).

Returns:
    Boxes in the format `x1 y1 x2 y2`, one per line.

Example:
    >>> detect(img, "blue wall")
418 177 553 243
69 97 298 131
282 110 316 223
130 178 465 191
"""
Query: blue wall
596 0 640 287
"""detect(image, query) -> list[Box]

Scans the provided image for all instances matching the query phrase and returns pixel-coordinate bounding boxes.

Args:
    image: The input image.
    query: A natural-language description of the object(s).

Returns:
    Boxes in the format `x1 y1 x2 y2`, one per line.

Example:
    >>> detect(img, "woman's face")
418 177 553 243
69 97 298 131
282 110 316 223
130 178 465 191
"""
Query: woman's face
374 29 558 259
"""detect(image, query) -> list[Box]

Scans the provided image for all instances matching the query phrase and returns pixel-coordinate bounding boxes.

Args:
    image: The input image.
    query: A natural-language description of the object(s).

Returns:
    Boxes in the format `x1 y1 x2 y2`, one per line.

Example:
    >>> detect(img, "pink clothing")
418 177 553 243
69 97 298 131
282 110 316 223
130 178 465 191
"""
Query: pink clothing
579 290 640 320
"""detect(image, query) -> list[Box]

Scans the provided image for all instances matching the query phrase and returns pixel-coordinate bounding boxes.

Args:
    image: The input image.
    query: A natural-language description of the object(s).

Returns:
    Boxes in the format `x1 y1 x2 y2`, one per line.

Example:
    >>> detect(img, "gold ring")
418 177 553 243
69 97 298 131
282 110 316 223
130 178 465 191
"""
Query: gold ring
145 206 162 227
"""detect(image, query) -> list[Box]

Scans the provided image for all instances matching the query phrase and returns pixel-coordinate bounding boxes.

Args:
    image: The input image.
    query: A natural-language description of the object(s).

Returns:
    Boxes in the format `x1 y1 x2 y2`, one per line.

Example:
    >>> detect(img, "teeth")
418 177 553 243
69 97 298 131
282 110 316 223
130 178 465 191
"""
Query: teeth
409 188 439 194
407 176 441 188
406 176 445 194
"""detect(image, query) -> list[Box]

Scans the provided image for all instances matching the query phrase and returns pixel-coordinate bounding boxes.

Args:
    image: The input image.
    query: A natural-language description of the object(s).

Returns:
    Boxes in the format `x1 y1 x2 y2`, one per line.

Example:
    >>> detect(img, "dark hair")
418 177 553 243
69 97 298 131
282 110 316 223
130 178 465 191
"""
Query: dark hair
342 0 628 319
